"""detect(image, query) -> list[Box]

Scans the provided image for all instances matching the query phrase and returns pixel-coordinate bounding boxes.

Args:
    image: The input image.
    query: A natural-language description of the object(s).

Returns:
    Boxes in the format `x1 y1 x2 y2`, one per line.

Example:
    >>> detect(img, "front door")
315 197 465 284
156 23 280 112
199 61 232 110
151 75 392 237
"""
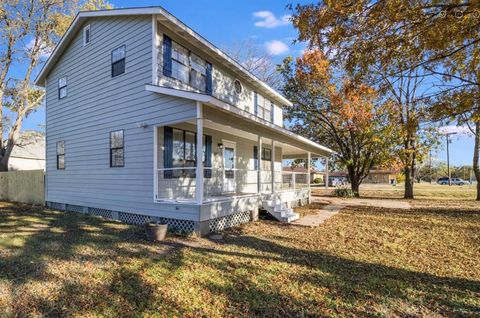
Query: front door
223 141 236 193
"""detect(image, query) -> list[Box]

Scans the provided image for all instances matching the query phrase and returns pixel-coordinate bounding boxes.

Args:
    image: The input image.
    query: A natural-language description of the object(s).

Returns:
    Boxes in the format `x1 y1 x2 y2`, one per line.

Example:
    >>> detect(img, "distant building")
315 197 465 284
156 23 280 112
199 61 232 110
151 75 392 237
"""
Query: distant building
324 169 398 185
364 169 398 184
8 137 45 171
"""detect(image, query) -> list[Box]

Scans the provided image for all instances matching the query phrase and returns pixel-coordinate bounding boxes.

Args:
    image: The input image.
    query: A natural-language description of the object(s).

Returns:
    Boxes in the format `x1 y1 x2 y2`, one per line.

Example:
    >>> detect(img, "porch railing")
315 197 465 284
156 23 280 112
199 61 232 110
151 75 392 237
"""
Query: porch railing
155 168 310 202
281 171 309 191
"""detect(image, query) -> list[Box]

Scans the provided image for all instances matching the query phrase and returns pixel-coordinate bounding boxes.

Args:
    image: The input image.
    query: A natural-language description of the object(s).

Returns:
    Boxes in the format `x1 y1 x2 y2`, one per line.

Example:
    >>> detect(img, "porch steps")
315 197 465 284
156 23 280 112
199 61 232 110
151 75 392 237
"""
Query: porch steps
262 199 299 223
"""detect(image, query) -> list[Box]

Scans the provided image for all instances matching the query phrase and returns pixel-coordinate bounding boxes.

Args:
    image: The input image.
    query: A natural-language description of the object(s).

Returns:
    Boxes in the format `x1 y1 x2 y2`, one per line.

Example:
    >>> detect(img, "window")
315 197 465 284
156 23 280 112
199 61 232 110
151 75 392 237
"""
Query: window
58 76 67 99
264 101 272 123
257 94 265 119
190 53 207 91
56 141 65 169
164 127 212 178
110 130 124 167
270 102 275 122
253 92 274 122
111 45 126 77
234 79 242 94
83 24 91 46
254 146 271 168
262 147 272 161
163 36 212 93
171 42 189 83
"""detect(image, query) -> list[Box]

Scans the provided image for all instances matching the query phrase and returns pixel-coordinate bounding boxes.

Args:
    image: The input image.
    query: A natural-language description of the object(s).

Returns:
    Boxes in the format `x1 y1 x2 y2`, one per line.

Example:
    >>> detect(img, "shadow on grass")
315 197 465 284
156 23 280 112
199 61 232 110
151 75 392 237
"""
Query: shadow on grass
0 202 479 317
0 203 179 317
181 231 480 317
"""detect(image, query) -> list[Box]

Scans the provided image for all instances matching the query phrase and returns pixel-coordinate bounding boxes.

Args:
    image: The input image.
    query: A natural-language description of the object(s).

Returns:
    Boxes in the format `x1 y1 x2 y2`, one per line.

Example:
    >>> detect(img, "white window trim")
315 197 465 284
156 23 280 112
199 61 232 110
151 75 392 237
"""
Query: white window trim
83 24 91 46
58 76 67 99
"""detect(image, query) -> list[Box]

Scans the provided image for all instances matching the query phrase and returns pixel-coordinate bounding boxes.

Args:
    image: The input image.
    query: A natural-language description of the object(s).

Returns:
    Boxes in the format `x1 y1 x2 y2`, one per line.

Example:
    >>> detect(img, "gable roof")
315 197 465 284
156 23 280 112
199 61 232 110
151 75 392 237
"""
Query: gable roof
34 6 292 107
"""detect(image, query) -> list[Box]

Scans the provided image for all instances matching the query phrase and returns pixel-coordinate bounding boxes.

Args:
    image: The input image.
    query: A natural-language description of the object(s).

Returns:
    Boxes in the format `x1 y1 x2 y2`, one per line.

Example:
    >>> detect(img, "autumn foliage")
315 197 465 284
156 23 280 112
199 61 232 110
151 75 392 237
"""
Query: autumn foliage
281 50 399 196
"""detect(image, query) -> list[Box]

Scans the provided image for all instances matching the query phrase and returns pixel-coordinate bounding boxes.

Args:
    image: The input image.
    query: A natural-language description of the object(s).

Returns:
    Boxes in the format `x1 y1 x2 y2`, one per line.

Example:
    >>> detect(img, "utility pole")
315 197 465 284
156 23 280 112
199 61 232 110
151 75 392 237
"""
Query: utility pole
429 149 432 184
445 132 457 186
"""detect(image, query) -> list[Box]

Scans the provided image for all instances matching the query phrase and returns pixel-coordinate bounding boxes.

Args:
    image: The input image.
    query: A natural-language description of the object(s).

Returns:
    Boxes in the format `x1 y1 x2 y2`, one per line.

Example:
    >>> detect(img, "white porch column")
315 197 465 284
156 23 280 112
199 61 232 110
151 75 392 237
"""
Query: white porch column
257 135 262 193
271 140 276 194
325 157 329 192
195 102 204 204
307 152 311 202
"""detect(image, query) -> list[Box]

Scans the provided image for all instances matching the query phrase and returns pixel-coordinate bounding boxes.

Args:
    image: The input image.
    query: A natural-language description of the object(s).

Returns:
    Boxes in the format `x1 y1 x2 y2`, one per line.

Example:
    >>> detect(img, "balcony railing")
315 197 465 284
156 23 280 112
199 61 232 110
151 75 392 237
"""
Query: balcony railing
155 167 310 202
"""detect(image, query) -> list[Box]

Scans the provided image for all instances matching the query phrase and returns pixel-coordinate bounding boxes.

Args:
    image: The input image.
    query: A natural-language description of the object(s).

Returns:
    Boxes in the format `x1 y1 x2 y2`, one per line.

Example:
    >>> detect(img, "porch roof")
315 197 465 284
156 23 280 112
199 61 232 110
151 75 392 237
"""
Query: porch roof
146 84 335 158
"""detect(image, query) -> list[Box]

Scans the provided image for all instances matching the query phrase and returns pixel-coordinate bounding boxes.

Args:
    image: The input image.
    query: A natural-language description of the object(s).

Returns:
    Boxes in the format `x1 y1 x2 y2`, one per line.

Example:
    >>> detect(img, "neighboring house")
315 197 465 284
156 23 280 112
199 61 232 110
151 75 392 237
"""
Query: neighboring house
8 137 45 171
325 169 398 185
34 7 334 236
364 169 398 185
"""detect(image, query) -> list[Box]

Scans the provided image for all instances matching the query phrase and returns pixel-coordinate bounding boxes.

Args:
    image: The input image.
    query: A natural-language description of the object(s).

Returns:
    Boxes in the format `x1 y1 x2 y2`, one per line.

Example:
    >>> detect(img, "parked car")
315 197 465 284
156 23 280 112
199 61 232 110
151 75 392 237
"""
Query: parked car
437 177 470 185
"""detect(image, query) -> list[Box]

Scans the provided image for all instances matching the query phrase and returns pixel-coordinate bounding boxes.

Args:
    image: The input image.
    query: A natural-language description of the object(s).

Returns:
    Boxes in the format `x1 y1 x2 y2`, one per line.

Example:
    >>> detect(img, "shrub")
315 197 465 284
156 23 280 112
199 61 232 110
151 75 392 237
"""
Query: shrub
333 186 357 198
313 177 323 184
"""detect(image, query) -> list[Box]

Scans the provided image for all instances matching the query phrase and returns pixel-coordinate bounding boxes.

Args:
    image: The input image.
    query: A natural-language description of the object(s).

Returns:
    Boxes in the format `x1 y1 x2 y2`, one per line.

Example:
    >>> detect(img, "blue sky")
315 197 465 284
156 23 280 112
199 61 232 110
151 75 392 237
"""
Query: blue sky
23 0 474 166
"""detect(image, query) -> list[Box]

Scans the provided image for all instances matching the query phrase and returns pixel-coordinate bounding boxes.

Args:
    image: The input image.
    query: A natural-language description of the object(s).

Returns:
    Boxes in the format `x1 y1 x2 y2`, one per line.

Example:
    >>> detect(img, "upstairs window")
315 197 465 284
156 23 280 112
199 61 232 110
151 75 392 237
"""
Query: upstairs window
264 101 272 123
171 42 189 83
58 76 67 99
56 141 65 169
163 35 212 94
234 79 242 94
190 53 207 91
270 102 275 122
253 92 274 122
83 24 91 46
110 130 124 167
111 45 126 77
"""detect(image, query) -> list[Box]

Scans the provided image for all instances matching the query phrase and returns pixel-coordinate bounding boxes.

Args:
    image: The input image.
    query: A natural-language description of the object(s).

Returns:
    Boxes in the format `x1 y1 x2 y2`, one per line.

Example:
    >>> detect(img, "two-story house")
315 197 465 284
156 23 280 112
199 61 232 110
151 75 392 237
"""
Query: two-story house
34 7 334 236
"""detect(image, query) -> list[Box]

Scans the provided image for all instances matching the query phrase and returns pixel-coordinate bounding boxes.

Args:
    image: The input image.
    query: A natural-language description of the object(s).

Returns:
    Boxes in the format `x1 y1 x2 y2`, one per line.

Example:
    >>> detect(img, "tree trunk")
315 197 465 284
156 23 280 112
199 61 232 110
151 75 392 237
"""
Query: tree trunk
347 166 361 197
0 155 8 172
403 132 416 199
404 165 414 199
350 178 360 197
473 121 480 200
404 151 416 199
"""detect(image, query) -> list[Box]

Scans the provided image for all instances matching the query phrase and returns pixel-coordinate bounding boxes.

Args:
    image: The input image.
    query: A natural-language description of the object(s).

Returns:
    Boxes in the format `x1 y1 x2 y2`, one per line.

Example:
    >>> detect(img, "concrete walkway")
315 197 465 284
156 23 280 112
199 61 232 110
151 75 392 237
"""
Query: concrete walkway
291 197 411 227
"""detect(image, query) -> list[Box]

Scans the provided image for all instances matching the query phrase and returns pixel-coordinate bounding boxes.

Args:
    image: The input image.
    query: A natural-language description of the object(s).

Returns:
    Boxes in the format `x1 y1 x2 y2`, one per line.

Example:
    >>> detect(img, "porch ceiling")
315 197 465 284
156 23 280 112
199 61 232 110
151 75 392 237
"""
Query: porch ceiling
186 118 312 157
200 106 329 158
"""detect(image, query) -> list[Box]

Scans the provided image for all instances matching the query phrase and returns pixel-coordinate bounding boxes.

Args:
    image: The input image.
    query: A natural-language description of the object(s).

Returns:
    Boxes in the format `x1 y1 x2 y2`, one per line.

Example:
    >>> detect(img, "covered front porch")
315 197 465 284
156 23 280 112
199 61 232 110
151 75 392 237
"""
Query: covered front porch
152 98 332 206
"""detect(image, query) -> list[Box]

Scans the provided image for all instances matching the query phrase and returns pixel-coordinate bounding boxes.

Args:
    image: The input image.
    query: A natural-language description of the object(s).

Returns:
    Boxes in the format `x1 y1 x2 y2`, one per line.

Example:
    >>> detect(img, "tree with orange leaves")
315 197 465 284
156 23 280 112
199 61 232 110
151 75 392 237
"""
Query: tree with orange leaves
280 50 399 196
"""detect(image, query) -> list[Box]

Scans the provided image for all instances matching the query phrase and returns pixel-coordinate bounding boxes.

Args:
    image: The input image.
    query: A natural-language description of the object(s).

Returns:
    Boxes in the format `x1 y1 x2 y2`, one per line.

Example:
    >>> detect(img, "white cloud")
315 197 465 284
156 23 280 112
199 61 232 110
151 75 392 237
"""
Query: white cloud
253 11 290 28
26 38 53 59
265 40 289 56
438 125 474 136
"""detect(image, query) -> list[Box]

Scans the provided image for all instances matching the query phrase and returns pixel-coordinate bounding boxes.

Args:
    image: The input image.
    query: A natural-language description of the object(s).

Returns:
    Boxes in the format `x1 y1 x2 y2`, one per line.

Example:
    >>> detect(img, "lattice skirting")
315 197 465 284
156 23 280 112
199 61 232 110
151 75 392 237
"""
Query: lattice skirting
66 204 85 213
209 211 252 233
88 207 113 219
46 201 196 234
117 211 195 233
47 202 65 210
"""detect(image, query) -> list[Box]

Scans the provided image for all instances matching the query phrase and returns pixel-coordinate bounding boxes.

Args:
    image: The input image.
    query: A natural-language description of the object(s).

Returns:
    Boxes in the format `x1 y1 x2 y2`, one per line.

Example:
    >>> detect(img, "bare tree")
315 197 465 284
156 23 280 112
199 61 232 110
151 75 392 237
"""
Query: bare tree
0 0 111 171
223 39 283 91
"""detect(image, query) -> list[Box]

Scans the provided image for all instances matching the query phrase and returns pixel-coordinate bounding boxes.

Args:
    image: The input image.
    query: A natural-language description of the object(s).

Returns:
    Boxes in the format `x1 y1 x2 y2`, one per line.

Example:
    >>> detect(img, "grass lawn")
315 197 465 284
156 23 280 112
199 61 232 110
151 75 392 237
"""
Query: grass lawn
314 183 478 200
0 200 479 317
